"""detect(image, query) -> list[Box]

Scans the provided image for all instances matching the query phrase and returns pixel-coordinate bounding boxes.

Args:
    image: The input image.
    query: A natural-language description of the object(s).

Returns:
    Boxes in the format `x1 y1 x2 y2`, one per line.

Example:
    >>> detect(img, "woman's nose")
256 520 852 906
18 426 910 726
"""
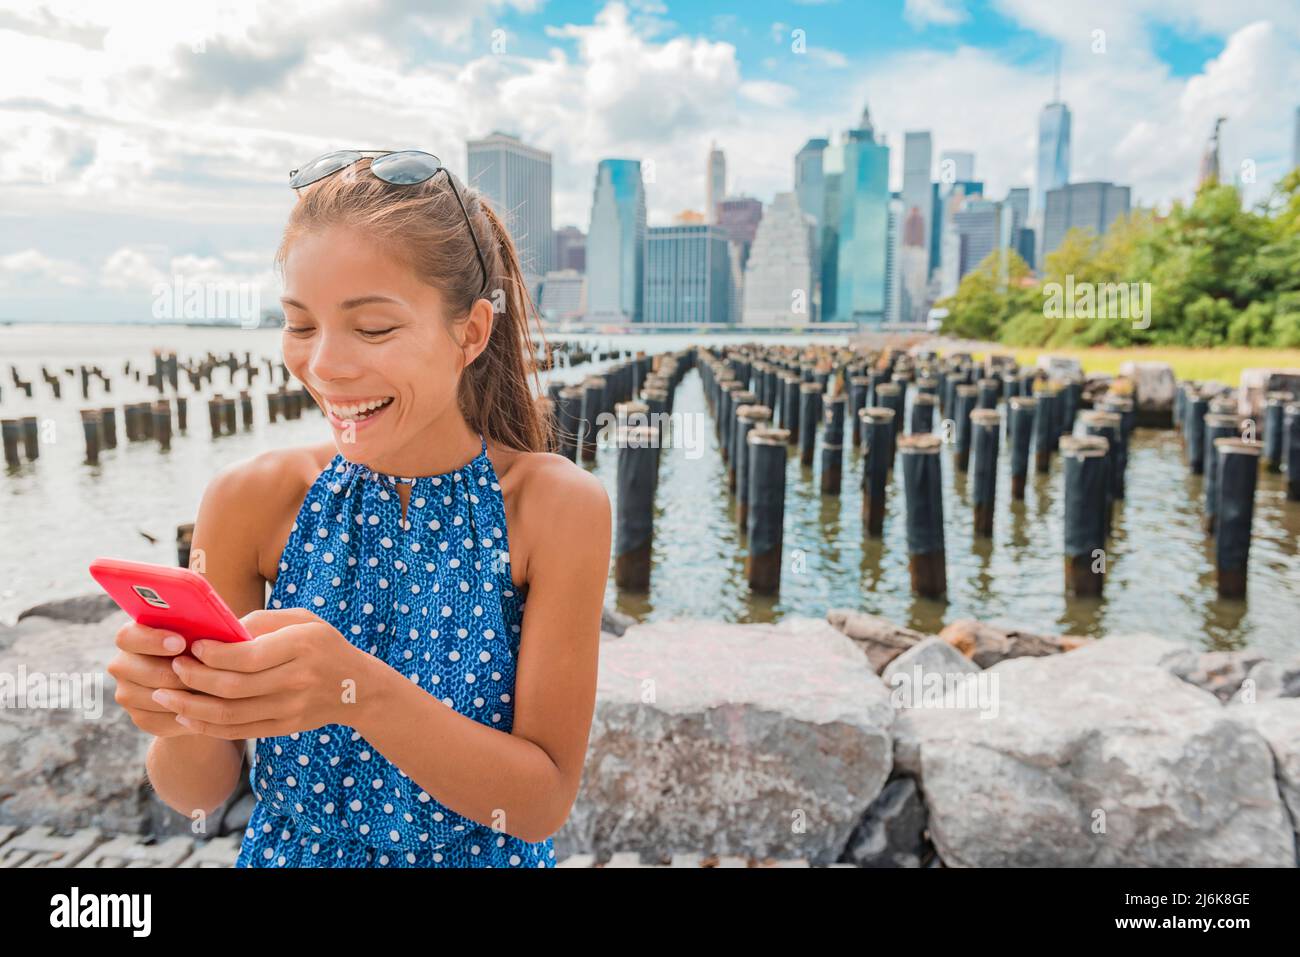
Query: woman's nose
305 328 364 381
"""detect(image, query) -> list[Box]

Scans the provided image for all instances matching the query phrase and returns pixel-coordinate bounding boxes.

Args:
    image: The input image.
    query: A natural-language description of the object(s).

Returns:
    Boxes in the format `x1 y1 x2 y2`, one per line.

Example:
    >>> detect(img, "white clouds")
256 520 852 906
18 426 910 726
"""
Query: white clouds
0 249 87 287
904 0 968 29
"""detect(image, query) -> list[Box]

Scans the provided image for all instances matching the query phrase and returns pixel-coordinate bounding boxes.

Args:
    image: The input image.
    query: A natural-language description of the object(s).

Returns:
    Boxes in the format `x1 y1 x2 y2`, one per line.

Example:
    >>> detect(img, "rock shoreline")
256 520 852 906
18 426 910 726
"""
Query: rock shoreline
1 592 1297 867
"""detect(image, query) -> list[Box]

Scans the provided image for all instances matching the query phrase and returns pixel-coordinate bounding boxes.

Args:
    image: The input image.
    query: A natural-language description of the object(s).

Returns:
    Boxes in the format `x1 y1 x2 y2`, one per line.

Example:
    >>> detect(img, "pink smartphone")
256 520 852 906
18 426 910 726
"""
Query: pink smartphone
88 557 253 646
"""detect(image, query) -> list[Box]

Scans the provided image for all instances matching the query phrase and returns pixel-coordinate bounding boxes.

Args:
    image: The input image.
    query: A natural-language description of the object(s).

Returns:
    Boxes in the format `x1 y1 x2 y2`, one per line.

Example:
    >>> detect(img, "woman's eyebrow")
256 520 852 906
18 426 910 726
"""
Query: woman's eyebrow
279 295 403 311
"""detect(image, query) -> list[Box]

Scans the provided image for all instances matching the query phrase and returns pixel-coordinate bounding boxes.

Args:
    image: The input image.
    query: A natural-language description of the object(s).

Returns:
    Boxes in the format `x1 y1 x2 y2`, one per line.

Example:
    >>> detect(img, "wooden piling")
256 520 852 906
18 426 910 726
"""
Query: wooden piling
798 381 822 467
899 434 946 598
1008 395 1036 499
80 409 101 465
970 408 1000 537
1061 435 1109 597
1202 412 1241 535
614 424 658 592
153 400 172 452
746 427 790 595
1213 438 1260 599
953 384 977 472
860 407 894 537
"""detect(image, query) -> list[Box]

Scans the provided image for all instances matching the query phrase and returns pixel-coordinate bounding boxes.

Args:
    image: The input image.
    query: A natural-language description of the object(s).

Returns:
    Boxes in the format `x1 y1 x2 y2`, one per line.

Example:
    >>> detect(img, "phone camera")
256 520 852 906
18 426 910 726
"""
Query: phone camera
132 584 170 608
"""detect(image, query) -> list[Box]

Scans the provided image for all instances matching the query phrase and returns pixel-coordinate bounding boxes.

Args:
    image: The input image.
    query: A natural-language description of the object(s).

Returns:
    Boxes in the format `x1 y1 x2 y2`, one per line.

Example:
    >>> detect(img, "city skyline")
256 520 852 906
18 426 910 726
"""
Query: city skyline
4 0 1300 321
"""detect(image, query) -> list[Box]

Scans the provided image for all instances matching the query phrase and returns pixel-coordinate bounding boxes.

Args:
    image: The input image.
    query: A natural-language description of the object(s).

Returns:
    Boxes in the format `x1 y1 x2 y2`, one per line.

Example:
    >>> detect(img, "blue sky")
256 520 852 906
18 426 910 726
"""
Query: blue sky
2 0 1298 322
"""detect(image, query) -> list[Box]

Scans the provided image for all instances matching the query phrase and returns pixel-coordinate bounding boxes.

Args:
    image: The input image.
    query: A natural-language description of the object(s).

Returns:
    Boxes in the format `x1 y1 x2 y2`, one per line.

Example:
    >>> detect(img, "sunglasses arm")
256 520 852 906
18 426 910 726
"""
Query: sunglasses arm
442 171 492 298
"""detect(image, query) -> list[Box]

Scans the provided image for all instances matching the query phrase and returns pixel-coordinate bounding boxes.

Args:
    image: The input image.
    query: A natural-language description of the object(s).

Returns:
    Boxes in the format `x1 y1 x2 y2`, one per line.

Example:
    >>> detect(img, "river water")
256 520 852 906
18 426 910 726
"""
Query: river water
2 323 1297 658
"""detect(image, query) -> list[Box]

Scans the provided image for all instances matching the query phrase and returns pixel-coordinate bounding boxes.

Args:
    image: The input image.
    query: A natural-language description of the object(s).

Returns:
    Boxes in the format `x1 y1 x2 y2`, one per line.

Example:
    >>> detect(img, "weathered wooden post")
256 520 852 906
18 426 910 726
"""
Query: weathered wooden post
1009 395 1036 500
99 406 117 449
80 409 101 466
153 399 172 452
20 415 39 460
970 408 1000 537
614 424 658 591
1184 390 1209 474
848 376 869 448
1262 392 1293 473
799 381 822 467
899 434 945 598
177 522 195 568
1213 438 1260 599
1286 402 1300 501
953 384 977 472
1081 410 1122 536
821 393 846 495
1061 435 1109 597
239 389 254 429
736 404 771 527
1033 382 1057 473
910 392 936 435
746 427 790 595
579 376 605 463
860 407 894 537
1202 412 1241 534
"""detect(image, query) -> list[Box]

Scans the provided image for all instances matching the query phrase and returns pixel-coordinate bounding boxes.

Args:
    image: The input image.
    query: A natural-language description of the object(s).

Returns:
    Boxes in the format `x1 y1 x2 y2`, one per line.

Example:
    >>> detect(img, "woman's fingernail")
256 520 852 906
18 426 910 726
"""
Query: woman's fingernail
152 689 171 705
163 635 185 653
174 716 195 728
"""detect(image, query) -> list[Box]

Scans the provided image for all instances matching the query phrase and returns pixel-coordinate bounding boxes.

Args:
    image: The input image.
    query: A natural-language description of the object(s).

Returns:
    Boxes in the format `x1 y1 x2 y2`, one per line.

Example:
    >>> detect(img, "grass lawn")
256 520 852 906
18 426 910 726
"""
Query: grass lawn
963 346 1300 383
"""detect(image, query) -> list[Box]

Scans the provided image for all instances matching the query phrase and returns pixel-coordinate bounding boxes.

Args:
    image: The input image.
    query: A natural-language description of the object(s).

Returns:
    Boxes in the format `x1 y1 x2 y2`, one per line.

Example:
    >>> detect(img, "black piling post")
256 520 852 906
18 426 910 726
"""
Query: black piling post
820 394 845 495
1061 435 1109 597
1009 395 1036 500
910 392 936 435
953 384 977 472
798 382 822 467
1286 402 1300 501
614 424 658 592
1214 438 1260 599
1185 392 1209 474
80 409 101 466
900 434 945 598
1202 412 1241 535
860 407 894 537
746 427 790 595
970 408 1000 537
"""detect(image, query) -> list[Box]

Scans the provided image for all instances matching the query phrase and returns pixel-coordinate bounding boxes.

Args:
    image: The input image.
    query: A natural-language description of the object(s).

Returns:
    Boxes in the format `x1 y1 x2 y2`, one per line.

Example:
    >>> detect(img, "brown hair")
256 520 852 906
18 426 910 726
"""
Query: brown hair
277 157 555 453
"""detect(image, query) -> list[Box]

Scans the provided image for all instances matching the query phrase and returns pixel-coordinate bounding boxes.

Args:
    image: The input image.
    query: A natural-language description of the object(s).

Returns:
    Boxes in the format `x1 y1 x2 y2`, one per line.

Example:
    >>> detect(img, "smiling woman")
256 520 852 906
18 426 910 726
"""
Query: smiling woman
109 150 612 869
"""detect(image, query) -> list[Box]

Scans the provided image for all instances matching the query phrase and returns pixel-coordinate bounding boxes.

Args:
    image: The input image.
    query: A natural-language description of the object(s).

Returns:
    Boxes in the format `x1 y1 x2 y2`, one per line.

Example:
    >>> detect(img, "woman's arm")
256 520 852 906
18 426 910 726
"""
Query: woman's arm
349 458 611 842
144 452 281 820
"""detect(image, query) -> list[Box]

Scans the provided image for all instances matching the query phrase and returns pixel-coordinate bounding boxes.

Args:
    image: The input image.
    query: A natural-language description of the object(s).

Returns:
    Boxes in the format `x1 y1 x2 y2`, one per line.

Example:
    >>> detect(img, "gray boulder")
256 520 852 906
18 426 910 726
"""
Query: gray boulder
16 592 122 625
1118 361 1177 427
841 776 929 868
895 634 1297 866
553 616 895 865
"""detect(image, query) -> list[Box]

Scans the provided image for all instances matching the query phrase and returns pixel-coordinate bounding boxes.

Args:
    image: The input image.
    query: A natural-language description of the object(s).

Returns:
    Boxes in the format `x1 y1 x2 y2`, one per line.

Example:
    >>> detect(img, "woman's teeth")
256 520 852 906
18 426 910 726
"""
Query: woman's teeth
328 397 393 421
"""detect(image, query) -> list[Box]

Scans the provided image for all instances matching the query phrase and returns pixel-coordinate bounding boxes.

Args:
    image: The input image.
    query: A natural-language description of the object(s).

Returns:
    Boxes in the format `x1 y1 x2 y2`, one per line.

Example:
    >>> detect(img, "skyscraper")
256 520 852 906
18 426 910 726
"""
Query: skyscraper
706 144 726 224
820 142 844 323
900 205 929 325
466 132 553 285
1041 181 1131 260
586 159 646 323
937 181 984 297
796 137 830 318
643 224 731 325
884 195 903 325
553 225 586 273
742 192 816 326
834 104 891 325
795 138 829 227
901 132 933 322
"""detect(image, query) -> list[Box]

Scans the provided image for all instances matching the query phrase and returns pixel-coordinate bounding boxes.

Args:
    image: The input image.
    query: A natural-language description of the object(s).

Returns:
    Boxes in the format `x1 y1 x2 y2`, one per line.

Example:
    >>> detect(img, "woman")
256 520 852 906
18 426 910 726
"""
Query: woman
106 150 612 867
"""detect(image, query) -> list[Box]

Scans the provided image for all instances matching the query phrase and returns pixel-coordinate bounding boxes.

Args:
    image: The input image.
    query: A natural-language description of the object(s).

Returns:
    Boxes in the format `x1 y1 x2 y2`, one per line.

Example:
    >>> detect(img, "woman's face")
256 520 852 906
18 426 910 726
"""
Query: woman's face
279 224 485 465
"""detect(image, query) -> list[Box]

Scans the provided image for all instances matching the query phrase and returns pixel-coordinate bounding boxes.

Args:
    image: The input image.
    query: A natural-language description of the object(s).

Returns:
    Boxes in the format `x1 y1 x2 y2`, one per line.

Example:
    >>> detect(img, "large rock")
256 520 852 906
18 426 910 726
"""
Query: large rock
1229 699 1300 853
826 608 929 672
841 777 929 868
553 616 895 865
883 637 980 691
15 592 121 626
894 633 1296 866
938 619 1090 668
1118 361 1177 427
0 611 154 833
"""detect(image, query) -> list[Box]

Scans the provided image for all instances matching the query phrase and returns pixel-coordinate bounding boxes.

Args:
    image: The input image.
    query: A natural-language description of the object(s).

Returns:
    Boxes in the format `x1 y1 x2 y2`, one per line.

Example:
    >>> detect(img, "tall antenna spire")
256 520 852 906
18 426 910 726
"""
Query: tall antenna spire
1052 44 1061 103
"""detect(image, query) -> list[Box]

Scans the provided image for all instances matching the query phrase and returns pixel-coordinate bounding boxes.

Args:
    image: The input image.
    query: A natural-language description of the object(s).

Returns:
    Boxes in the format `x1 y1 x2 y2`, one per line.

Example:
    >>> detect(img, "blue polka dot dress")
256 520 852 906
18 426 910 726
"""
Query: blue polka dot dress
234 433 557 867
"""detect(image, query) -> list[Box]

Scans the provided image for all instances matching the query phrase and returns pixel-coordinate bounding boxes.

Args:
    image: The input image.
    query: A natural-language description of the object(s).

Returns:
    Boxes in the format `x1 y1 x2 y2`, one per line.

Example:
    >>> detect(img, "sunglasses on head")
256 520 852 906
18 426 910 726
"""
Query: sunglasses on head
288 149 491 296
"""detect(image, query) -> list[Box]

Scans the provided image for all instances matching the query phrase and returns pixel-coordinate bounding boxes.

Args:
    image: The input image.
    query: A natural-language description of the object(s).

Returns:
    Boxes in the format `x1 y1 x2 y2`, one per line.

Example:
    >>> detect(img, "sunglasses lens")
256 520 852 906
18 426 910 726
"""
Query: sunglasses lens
290 150 360 188
371 151 443 185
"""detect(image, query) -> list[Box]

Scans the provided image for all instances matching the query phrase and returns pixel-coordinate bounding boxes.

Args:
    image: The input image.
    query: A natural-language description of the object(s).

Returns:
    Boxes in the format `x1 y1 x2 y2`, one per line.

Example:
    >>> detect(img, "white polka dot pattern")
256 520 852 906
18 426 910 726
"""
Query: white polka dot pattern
234 434 554 868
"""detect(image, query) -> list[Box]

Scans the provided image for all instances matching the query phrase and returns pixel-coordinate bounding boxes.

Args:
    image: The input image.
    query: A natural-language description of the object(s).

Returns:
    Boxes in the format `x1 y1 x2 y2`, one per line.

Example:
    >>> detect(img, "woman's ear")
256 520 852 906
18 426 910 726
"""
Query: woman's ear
460 296 495 368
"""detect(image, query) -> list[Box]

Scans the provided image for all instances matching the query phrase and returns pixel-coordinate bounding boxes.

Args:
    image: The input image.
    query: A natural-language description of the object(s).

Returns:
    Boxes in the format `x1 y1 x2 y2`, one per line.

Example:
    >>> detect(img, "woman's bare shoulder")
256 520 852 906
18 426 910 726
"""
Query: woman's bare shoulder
501 450 610 580
203 442 337 581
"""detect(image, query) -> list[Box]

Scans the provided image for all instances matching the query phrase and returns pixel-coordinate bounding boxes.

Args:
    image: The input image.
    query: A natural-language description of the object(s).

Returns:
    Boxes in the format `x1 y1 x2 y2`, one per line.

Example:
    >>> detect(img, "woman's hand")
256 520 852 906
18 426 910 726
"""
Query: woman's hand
152 608 377 739
107 621 202 738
